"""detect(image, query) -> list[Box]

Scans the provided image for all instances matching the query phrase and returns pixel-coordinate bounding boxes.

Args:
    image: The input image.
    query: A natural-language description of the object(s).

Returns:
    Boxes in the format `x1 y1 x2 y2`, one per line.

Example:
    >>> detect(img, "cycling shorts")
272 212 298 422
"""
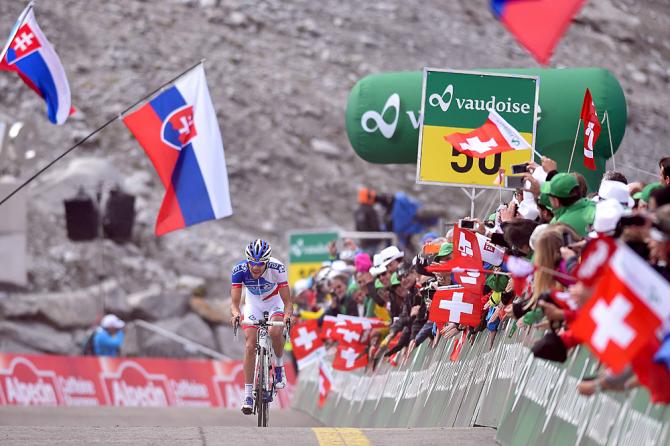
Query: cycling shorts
243 293 285 329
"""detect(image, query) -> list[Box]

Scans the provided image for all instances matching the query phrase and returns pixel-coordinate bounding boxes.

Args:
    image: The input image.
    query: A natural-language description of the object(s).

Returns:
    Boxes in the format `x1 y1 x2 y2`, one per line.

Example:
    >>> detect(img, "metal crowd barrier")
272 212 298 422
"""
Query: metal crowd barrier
292 322 670 445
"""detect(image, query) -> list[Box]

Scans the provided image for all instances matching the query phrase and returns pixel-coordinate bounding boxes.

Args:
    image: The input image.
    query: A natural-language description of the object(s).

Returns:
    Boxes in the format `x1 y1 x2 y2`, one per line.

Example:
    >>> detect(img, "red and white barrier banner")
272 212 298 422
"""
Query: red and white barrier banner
0 353 295 408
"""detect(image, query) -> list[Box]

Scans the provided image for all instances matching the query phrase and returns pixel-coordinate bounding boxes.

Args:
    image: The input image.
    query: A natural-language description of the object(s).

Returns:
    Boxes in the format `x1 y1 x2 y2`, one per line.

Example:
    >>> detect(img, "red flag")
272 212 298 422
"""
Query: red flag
580 89 601 170
445 111 530 159
318 361 333 407
574 236 617 287
450 330 468 361
333 344 368 371
429 286 483 328
290 320 324 361
320 315 337 341
631 338 670 404
492 0 586 65
505 255 535 297
450 227 486 295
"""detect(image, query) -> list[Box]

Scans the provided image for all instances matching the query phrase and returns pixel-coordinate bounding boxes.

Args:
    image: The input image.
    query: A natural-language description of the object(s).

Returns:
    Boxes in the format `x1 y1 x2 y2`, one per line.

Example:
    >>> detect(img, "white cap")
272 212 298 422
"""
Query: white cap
593 199 626 234
369 253 388 276
597 180 634 208
378 245 405 267
518 200 539 221
529 224 549 251
293 278 310 296
101 314 125 329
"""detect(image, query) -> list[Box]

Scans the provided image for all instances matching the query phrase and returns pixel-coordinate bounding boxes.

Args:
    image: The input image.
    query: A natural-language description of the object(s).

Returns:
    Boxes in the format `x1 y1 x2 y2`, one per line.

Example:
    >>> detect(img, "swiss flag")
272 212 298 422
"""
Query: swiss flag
505 255 535 297
574 236 617 287
333 344 368 371
331 321 367 345
290 320 324 361
572 266 662 373
445 110 530 159
429 286 483 328
580 89 601 171
318 360 333 407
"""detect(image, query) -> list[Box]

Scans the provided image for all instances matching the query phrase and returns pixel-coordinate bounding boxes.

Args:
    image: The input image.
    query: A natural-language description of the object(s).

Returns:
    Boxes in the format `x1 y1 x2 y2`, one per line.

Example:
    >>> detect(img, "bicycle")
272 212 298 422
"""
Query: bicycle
235 312 290 427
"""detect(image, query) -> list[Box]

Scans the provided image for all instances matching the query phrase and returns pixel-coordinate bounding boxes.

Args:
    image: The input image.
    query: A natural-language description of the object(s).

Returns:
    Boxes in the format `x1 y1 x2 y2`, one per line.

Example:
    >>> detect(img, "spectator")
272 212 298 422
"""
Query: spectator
354 187 382 252
660 157 670 186
547 173 596 237
93 314 125 357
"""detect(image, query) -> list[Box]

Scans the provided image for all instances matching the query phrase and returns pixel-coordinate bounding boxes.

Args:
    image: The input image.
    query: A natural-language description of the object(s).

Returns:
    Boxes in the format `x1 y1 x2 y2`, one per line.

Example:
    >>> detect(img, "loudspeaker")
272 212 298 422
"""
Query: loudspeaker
64 190 99 241
103 188 135 243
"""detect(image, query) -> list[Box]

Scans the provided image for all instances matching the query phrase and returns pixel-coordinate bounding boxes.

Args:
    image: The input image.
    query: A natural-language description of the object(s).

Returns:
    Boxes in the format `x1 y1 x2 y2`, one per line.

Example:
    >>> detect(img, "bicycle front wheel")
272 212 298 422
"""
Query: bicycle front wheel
257 347 268 427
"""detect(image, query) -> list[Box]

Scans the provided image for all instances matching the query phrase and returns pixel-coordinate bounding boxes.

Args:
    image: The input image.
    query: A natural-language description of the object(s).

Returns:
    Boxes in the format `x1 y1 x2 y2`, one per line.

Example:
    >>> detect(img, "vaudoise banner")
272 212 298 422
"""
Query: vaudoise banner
0 353 295 408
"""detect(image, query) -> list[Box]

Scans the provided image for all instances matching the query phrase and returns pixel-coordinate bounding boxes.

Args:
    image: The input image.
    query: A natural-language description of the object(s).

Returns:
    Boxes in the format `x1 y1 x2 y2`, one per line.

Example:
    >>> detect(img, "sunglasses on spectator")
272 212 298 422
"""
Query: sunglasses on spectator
247 260 267 267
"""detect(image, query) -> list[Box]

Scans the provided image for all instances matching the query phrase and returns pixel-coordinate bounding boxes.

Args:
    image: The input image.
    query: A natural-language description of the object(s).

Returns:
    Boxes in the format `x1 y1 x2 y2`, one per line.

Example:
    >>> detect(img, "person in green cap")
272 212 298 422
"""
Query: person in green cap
638 182 663 211
547 172 595 237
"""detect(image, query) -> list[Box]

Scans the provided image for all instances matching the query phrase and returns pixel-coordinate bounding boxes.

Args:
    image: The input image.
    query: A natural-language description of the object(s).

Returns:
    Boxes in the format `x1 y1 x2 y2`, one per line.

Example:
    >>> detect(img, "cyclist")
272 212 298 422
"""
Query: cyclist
230 239 292 415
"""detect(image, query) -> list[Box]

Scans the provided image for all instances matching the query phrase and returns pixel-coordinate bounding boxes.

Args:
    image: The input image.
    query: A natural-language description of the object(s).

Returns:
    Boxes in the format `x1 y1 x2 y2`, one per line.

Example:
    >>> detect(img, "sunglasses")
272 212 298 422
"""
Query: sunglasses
247 260 267 268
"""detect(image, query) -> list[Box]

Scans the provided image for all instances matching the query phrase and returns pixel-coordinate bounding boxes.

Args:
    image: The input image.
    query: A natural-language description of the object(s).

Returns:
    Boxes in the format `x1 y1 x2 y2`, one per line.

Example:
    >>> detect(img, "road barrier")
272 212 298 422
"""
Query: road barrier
292 322 670 445
0 353 295 409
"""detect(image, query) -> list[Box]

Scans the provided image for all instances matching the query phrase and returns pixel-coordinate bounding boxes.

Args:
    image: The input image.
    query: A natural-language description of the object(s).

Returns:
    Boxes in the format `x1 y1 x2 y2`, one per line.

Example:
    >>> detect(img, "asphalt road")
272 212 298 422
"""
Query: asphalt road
0 407 498 446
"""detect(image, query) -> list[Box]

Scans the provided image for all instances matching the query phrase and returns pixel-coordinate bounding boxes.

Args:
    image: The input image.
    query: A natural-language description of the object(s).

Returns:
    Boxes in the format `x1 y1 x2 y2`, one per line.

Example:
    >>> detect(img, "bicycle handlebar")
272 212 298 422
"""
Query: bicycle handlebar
241 320 285 327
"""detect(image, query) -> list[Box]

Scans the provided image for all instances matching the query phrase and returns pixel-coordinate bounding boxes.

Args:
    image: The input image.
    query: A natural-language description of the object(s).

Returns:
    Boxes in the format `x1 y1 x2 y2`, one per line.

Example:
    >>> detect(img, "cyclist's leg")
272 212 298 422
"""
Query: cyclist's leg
268 301 285 361
267 299 286 388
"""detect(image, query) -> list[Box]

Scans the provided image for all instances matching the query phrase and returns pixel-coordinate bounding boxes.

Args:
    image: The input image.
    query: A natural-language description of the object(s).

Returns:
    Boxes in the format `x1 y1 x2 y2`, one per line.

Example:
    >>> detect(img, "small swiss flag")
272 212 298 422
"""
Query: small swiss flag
580 88 601 171
429 286 482 328
332 344 368 371
320 315 337 341
290 320 323 361
445 110 530 159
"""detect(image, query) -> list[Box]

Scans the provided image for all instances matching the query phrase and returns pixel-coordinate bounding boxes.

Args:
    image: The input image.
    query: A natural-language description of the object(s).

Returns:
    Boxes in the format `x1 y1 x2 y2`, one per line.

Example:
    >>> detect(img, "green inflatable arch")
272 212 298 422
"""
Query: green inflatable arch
345 68 627 190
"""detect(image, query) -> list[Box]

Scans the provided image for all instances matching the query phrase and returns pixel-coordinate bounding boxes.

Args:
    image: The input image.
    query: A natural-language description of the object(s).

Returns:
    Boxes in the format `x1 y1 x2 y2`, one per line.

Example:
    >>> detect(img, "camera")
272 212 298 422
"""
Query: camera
562 231 573 247
511 163 529 174
505 175 525 189
458 219 476 229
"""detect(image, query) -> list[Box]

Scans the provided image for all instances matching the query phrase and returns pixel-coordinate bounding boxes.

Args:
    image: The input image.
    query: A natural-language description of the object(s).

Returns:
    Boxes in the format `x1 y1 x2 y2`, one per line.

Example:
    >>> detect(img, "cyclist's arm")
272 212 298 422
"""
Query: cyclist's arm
279 285 292 319
230 286 242 324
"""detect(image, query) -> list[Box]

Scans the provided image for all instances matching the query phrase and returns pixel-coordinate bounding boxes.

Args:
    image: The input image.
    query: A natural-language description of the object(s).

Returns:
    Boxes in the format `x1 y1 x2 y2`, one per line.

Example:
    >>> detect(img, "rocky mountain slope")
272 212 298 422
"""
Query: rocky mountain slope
0 0 667 356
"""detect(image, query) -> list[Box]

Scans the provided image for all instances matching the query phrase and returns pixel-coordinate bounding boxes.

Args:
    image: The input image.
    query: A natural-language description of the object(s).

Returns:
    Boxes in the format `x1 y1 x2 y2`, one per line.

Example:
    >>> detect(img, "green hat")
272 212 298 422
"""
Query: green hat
487 212 496 222
538 181 553 210
390 272 400 286
438 242 453 257
548 173 579 198
633 191 643 200
640 182 663 203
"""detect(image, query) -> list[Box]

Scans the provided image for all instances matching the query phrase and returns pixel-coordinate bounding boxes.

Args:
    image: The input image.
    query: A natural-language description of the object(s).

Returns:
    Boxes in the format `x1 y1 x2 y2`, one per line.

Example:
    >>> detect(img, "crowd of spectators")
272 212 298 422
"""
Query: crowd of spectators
290 155 670 403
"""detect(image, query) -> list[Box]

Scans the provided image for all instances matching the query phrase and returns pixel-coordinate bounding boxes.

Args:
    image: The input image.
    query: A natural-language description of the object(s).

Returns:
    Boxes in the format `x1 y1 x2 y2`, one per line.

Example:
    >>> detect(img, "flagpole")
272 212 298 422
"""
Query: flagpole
0 2 35 65
603 111 616 171
0 59 206 208
567 117 581 173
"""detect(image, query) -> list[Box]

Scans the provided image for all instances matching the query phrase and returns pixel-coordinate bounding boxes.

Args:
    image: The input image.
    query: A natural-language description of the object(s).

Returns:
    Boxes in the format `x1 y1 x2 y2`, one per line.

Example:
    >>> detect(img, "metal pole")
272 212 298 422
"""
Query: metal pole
135 319 232 361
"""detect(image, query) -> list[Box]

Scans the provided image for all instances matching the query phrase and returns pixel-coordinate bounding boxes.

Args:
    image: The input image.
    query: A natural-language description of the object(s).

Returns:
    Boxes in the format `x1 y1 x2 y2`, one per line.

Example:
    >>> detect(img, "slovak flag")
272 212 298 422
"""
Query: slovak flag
572 243 670 373
318 360 333 408
290 319 325 369
332 344 368 371
445 110 531 159
123 65 233 236
0 4 73 125
581 88 601 171
428 285 482 328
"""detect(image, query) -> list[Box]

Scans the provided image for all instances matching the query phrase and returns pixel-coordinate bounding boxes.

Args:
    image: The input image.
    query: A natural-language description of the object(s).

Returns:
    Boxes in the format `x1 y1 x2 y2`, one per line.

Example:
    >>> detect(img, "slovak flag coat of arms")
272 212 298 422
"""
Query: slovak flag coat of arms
123 65 233 235
0 4 72 124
